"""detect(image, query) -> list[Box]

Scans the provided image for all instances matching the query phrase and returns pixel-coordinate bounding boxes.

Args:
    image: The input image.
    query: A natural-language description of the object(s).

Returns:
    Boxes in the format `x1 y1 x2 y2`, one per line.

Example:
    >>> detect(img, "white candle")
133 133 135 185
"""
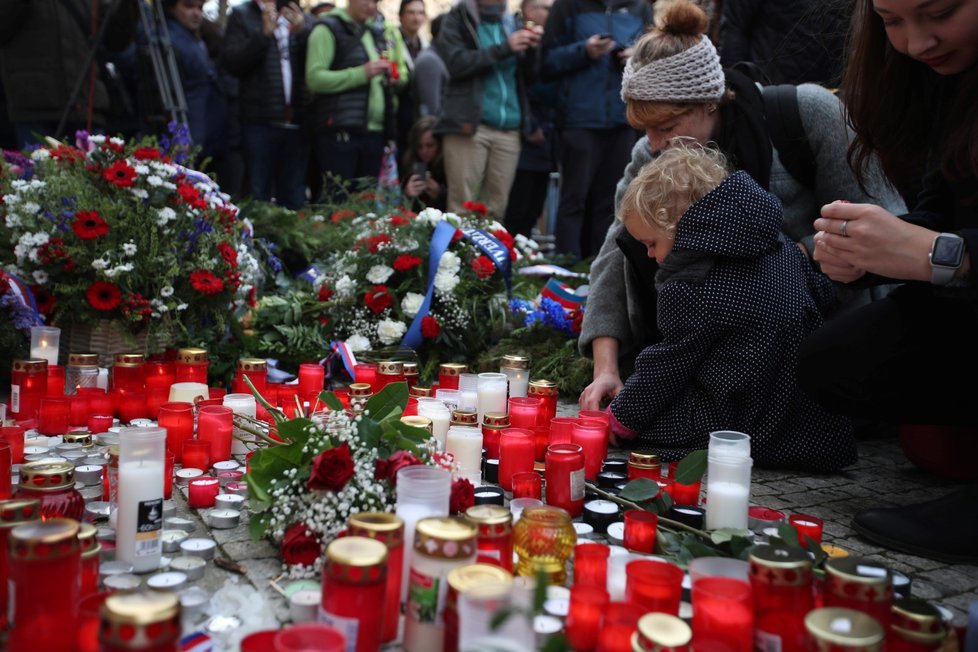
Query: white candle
29 326 60 365
116 457 165 572
168 382 209 404
223 393 256 455
146 571 188 590
445 426 483 474
169 555 206 580
96 368 109 391
180 537 216 560
704 481 750 530
289 589 320 623
477 375 508 424
418 403 451 449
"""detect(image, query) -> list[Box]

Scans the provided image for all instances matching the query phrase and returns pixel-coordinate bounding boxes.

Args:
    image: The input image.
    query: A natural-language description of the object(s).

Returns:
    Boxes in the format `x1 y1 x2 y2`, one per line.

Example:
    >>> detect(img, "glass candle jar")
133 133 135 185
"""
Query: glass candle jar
445 426 483 481
824 557 893 630
573 418 609 481
395 466 451 604
15 460 85 521
623 509 657 553
450 410 479 428
626 559 684 615
1 425 26 464
78 522 101 599
37 396 71 435
402 362 419 389
158 402 194 465
409 385 433 398
7 518 81 652
46 364 66 397
10 359 48 421
597 601 645 652
634 613 692 652
0 441 10 500
804 607 885 652
513 505 576 584
573 542 610 589
481 413 508 459
233 358 267 395
464 504 513 572
320 536 388 652
354 363 379 392
498 429 534 491
438 363 467 391
349 383 373 415
547 416 576 445
789 513 825 548
403 517 478 652
224 393 258 455
197 405 234 464
511 471 542 501
444 563 512 652
29 325 60 366
116 427 165 573
507 396 540 430
174 348 208 384
527 380 558 427
347 512 405 644
692 576 754 652
749 545 814 652
297 363 325 402
68 394 90 427
0 498 40 632
66 353 100 395
566 585 609 652
476 373 508 425
457 373 479 412
500 354 530 398
111 354 145 393
419 401 450 449
889 599 947 652
99 591 182 652
376 361 405 391
187 477 220 509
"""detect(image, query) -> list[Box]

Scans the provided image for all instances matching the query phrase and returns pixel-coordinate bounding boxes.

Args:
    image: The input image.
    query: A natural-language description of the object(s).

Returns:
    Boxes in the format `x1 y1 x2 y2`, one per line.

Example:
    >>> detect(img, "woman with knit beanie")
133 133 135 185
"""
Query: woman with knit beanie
577 0 905 433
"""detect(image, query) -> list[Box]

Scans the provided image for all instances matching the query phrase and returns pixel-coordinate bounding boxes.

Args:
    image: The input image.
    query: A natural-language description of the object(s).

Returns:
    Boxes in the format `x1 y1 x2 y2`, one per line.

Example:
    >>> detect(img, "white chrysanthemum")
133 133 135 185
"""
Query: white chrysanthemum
22 202 40 214
89 135 106 144
334 275 356 298
365 264 394 284
134 164 150 175
91 258 109 270
109 137 125 146
438 251 461 274
156 207 177 226
122 242 137 256
32 270 48 284
376 318 406 345
346 334 371 352
30 149 50 161
400 292 425 318
419 207 444 225
160 285 174 297
434 270 459 294
6 213 22 228
146 175 164 187
131 188 148 199
176 303 189 311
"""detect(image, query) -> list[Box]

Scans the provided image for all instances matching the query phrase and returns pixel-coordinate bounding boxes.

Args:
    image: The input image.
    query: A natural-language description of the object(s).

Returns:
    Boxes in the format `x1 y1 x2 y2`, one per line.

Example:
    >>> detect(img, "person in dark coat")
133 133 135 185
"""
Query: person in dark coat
609 141 855 472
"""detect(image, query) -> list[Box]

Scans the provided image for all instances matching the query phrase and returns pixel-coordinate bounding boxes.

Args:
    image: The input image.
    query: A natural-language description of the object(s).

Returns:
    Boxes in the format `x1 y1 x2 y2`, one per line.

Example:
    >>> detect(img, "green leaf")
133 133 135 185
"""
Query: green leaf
243 472 270 506
249 512 271 542
358 416 383 450
777 523 801 548
364 382 409 421
541 634 572 652
729 535 757 560
489 607 515 631
710 528 736 545
655 490 673 514
618 478 660 502
684 538 726 559
319 390 344 412
389 419 434 446
674 449 708 484
533 569 550 611
807 538 828 567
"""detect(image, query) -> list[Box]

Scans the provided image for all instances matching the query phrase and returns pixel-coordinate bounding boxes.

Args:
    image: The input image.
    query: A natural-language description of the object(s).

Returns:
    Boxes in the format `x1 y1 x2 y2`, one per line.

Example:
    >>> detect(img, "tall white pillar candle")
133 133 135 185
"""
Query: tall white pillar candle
223 393 257 455
115 427 166 573
419 402 451 449
476 373 508 424
445 426 483 476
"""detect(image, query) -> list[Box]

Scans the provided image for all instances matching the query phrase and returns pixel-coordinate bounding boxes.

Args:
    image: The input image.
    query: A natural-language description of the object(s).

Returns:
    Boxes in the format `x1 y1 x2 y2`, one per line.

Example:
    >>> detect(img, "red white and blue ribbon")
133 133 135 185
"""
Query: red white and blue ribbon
330 341 358 380
539 277 586 311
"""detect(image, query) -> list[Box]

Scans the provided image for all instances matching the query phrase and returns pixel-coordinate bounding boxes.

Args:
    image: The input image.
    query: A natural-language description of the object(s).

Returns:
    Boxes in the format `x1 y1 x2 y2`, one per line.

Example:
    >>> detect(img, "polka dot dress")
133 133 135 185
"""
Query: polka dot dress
610 171 856 472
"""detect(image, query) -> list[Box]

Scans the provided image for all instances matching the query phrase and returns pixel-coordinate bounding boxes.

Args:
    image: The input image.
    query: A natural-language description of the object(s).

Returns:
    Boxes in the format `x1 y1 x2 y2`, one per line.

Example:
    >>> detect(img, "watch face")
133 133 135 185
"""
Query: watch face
932 235 965 267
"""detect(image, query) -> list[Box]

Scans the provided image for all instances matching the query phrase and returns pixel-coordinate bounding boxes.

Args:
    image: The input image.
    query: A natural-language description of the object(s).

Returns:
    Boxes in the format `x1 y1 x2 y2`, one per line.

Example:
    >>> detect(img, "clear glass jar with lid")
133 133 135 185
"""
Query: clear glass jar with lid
500 354 530 398
66 352 100 394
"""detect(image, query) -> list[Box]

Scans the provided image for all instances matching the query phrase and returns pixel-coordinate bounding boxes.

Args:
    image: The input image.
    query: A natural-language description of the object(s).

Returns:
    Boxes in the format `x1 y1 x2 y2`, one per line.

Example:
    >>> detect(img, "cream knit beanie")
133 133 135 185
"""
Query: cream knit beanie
620 35 725 104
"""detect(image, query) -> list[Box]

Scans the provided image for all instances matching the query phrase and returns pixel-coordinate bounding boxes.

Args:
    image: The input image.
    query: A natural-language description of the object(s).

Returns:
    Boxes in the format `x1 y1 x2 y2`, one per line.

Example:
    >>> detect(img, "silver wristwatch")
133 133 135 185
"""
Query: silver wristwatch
929 232 965 285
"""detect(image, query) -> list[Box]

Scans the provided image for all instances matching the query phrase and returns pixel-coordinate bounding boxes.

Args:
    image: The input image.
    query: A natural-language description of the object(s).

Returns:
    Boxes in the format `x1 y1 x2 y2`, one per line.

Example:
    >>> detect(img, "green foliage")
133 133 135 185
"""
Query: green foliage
478 324 593 398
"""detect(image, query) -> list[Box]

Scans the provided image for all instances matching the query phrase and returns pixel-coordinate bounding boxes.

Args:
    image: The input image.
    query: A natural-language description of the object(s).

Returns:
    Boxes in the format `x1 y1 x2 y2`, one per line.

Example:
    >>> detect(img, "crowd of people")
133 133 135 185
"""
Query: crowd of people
2 0 976 562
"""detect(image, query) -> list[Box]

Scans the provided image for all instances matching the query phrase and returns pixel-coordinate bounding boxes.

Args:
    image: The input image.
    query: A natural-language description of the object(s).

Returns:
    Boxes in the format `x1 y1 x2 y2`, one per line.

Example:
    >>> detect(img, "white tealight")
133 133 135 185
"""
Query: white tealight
147 571 188 591
23 446 50 455
99 560 133 577
289 589 321 623
175 468 204 486
208 509 241 529
161 530 189 553
179 586 210 616
169 555 207 581
606 521 625 546
165 517 197 533
573 523 594 539
129 418 156 428
180 538 216 560
211 460 240 473
103 574 142 591
215 494 245 510
162 500 176 518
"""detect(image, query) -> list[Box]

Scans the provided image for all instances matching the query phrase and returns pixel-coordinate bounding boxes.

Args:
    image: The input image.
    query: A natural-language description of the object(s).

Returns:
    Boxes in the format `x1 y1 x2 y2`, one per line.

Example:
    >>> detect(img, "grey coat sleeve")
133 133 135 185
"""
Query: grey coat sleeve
578 137 655 357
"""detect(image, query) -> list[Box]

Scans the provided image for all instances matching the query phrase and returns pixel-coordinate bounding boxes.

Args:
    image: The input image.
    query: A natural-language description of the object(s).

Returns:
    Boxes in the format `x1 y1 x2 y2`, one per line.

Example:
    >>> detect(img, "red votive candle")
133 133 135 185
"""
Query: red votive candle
498 429 535 491
209 387 227 401
111 355 145 393
158 401 194 464
1 425 26 464
87 414 114 434
623 509 657 553
79 388 114 420
182 440 212 471
0 498 40 632
10 359 47 421
348 512 404 643
692 577 754 652
597 601 645 652
573 543 610 589
233 358 268 395
241 631 280 652
164 451 175 500
116 389 147 423
657 478 675 500
511 471 542 500
508 396 541 430
75 591 111 652
481 413 509 459
749 545 813 652
7 519 81 652
0 442 11 499
464 504 514 572
68 394 90 426
789 513 824 548
77 524 100 599
545 443 586 517
565 585 609 652
548 417 577 445
354 363 379 392
174 348 208 383
572 418 609 481
438 362 466 391
197 405 234 464
320 537 387 652
46 364 65 396
626 560 684 615
274 623 346 652
187 477 221 508
671 479 702 506
532 426 550 462
37 396 70 435
579 409 611 428
298 363 325 400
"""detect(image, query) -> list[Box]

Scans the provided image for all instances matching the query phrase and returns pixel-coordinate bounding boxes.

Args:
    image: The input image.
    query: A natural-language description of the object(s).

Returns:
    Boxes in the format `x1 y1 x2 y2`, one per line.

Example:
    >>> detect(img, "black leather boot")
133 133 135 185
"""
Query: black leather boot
851 485 978 564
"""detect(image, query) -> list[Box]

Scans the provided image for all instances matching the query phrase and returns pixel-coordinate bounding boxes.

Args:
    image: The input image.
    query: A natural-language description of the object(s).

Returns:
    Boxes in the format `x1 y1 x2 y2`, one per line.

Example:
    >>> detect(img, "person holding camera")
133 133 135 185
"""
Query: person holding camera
540 0 652 260
401 115 446 210
306 0 408 201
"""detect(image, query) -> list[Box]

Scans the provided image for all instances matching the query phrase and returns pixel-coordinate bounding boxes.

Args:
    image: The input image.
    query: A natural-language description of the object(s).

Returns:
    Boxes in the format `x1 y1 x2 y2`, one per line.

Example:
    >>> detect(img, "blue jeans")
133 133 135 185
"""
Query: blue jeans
241 124 309 210
315 130 386 203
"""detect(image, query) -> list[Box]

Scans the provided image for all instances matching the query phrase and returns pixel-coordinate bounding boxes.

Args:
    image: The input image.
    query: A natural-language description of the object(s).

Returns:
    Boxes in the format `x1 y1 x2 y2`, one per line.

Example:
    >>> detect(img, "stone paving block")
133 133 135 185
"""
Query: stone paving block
916 567 978 595
883 550 958 572
777 489 853 508
223 539 280 560
909 578 947 601
939 594 978 626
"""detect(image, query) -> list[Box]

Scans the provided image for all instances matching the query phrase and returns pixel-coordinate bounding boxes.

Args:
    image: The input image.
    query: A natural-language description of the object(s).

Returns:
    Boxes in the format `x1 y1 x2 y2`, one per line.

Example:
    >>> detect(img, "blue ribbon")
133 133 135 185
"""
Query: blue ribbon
296 265 322 284
401 222 513 349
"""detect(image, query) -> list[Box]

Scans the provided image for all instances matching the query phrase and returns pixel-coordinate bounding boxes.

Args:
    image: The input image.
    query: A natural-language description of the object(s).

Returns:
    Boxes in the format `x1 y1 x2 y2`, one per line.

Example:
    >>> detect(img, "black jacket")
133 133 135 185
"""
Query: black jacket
433 0 535 136
221 1 311 126
718 0 850 87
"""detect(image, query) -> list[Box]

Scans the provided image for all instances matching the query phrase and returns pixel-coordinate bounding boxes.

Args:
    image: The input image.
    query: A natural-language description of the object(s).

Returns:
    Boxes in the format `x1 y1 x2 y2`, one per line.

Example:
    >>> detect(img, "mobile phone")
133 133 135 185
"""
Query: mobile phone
275 0 292 11
598 33 613 40
412 162 428 177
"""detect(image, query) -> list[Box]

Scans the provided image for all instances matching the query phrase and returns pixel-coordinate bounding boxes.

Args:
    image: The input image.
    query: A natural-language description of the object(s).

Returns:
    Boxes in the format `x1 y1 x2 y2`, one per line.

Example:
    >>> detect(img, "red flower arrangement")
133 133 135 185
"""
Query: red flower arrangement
421 315 441 339
280 523 323 567
86 281 122 311
102 160 137 187
471 255 495 279
189 270 224 295
393 254 422 272
72 211 110 240
317 284 333 302
364 285 393 314
307 443 355 492
462 200 489 216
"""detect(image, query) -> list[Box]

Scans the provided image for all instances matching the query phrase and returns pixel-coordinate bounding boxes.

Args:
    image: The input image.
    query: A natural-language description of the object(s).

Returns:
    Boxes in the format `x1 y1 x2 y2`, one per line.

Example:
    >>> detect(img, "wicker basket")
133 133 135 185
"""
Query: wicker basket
63 320 172 367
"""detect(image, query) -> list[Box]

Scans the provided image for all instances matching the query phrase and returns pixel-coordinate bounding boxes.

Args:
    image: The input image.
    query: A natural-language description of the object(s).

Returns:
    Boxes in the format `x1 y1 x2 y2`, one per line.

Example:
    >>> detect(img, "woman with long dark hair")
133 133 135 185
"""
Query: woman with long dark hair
798 0 978 563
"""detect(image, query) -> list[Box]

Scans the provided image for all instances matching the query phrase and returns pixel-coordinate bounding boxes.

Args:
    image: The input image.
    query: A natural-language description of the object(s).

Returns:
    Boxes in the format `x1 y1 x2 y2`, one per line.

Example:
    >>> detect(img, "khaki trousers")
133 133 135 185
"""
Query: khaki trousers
443 125 521 219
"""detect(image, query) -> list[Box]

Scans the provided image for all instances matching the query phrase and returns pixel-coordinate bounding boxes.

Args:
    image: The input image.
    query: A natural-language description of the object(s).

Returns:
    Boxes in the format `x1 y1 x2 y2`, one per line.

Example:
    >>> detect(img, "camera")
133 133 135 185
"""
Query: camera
412 162 428 177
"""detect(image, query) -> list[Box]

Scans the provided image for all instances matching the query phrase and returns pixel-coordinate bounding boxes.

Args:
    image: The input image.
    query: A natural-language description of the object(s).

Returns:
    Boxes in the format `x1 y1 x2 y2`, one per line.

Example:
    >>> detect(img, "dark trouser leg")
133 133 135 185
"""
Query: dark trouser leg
316 131 362 202
555 129 600 260
504 169 549 237
242 124 275 202
272 126 309 210
582 127 637 258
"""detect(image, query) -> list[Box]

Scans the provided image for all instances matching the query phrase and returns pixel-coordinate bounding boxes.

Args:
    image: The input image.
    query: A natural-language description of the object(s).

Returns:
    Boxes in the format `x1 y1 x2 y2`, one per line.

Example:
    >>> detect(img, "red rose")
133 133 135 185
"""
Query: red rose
364 285 393 314
450 478 475 514
462 200 488 216
217 241 238 267
390 215 410 227
452 229 464 244
366 234 391 253
393 254 422 272
318 284 333 301
307 442 355 492
133 147 162 160
374 450 423 484
102 160 137 187
571 309 584 334
331 209 356 223
421 315 441 339
280 522 323 567
189 270 224 295
72 211 110 240
493 229 517 261
471 255 495 279
86 281 122 311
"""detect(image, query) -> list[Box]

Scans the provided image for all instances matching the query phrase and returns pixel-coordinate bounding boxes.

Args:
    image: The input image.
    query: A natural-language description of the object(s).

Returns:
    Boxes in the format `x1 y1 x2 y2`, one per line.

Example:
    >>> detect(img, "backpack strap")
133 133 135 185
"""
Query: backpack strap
762 84 817 191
